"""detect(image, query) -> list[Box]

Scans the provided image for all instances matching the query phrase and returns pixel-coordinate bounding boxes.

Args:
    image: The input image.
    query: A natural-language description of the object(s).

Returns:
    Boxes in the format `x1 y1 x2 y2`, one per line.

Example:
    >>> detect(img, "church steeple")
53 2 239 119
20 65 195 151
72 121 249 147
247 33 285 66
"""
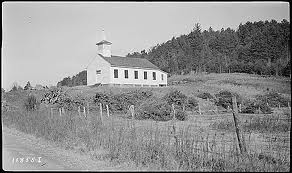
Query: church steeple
96 29 112 57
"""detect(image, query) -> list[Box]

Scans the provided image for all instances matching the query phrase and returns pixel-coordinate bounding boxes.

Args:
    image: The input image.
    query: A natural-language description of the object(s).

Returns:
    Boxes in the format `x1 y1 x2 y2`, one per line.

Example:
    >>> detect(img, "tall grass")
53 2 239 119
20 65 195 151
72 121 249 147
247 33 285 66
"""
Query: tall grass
2 107 290 171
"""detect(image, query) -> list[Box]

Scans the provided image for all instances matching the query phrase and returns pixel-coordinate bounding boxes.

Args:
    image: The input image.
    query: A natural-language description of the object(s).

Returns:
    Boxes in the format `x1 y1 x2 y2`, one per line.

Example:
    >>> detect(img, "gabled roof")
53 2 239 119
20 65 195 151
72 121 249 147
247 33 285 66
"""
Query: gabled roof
96 40 112 45
99 54 166 72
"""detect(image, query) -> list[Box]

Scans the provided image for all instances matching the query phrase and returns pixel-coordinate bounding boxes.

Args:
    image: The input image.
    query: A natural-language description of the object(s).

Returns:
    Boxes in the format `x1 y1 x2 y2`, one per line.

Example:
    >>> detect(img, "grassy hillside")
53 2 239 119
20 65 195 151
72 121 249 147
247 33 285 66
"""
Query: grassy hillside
63 73 290 103
2 72 290 171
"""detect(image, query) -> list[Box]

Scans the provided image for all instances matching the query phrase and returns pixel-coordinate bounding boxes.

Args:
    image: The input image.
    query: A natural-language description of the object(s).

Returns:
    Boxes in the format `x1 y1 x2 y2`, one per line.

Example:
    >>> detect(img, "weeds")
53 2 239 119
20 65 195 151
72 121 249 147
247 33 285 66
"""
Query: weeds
2 97 290 171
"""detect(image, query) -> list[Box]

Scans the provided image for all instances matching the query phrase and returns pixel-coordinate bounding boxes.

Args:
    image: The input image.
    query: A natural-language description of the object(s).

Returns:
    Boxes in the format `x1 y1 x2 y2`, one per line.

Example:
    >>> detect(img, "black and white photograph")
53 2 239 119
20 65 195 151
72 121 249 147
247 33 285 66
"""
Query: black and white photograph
2 1 290 171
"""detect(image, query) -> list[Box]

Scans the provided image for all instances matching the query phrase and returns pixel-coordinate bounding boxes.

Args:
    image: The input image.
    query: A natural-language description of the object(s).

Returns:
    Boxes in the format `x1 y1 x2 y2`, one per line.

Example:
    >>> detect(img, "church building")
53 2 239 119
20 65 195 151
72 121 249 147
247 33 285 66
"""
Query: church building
86 30 168 87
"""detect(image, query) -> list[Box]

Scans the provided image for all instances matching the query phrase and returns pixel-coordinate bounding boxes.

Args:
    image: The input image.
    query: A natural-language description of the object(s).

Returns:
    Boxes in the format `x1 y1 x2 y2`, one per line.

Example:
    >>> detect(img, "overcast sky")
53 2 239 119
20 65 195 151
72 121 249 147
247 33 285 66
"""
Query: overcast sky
2 2 290 90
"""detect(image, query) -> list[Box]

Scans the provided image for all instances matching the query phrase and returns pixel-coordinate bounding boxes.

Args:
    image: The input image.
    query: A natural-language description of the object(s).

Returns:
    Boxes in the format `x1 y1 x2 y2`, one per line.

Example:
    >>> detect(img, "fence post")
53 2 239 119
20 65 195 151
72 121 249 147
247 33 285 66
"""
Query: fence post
258 106 261 114
78 106 81 117
278 103 280 109
83 106 86 117
106 104 110 117
62 107 65 115
130 105 134 120
59 108 62 116
288 102 290 109
198 104 202 115
172 104 176 120
239 104 242 113
231 96 246 155
50 108 53 115
215 106 218 114
87 102 89 115
99 103 103 122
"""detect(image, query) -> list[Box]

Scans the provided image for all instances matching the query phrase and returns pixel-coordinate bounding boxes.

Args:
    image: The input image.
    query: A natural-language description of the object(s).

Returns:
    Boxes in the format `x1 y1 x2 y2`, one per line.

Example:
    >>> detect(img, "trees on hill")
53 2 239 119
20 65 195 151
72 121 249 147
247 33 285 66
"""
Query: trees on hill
57 19 290 87
126 19 290 77
57 70 87 87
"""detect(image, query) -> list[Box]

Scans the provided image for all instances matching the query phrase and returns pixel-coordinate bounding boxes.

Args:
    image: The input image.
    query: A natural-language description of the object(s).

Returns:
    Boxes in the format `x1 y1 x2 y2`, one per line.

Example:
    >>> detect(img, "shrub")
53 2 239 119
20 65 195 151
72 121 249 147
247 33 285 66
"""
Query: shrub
215 90 242 109
135 97 172 121
24 94 40 111
163 89 187 107
255 92 290 107
197 92 214 100
241 101 272 114
95 90 154 112
175 110 188 121
186 97 198 110
94 92 111 105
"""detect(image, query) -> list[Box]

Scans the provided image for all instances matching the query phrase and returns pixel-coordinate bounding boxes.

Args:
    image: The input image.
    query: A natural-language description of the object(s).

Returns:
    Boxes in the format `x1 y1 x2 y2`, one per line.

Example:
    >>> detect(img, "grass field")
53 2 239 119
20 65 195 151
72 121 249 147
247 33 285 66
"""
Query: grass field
2 73 291 171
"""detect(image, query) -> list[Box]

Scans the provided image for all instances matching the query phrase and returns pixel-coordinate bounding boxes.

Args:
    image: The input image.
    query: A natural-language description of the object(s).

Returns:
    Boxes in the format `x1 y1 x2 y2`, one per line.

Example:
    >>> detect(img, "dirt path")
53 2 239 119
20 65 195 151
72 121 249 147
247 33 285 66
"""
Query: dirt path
2 126 136 171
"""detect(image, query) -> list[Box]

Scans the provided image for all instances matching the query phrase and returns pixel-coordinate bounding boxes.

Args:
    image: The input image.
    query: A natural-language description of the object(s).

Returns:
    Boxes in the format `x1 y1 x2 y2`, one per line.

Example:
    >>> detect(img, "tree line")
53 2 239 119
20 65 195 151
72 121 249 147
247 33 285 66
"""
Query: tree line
57 19 290 87
57 70 87 87
127 19 290 77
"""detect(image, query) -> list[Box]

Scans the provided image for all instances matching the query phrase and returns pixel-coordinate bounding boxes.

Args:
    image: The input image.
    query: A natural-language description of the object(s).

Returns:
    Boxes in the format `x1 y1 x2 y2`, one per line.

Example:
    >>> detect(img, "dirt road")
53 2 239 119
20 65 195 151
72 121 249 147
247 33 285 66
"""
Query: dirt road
2 126 135 171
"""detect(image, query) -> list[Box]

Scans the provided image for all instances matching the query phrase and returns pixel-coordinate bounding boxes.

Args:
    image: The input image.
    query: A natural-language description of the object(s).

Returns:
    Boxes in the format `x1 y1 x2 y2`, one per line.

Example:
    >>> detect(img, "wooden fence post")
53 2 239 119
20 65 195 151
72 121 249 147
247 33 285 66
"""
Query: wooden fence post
258 106 261 114
87 102 89 115
198 104 202 115
172 104 176 120
130 105 134 120
78 106 81 117
62 107 65 115
232 96 246 155
239 104 242 113
59 108 62 116
99 103 103 122
106 104 110 117
215 106 218 114
83 107 86 117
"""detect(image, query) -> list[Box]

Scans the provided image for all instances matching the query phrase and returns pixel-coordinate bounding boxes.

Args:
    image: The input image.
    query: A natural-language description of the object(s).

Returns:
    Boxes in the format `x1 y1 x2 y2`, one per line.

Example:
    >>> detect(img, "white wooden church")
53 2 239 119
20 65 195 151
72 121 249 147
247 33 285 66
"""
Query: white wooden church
86 30 167 87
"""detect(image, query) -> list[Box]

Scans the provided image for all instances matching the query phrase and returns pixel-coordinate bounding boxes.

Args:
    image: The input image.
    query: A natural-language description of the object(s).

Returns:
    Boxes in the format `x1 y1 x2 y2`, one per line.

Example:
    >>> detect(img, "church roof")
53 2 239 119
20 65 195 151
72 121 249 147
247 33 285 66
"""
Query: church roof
96 40 112 45
99 54 165 72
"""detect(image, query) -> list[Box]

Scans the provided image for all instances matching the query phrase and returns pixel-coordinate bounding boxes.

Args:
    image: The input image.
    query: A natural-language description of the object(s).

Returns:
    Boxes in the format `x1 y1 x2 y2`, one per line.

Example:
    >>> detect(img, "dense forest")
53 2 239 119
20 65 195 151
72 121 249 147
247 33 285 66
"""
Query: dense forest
58 19 290 87
127 19 290 76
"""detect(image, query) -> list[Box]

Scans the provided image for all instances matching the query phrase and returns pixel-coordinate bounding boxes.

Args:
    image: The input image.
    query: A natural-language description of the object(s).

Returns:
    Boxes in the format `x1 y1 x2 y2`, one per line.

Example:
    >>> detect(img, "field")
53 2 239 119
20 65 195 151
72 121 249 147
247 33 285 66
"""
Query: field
2 73 291 171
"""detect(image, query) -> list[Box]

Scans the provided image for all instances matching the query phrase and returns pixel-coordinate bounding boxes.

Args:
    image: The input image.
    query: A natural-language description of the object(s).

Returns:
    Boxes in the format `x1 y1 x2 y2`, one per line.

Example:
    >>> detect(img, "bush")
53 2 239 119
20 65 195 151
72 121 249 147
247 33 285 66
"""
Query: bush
175 110 188 121
163 89 187 107
241 100 272 114
135 97 172 121
94 90 154 113
24 94 40 111
186 97 198 110
94 92 111 105
197 92 214 100
255 92 290 107
215 90 242 109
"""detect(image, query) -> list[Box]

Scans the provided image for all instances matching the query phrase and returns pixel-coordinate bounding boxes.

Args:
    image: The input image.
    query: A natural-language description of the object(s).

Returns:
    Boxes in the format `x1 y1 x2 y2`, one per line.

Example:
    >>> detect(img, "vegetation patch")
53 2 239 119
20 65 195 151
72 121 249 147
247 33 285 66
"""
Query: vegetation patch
24 94 40 111
241 100 272 114
255 91 290 107
135 97 172 121
197 92 214 100
214 90 242 109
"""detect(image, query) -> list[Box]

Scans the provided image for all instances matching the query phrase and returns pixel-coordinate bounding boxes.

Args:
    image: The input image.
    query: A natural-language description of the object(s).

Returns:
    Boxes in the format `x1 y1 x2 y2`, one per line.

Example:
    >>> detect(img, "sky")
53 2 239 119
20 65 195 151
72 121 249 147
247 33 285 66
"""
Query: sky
1 2 290 91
